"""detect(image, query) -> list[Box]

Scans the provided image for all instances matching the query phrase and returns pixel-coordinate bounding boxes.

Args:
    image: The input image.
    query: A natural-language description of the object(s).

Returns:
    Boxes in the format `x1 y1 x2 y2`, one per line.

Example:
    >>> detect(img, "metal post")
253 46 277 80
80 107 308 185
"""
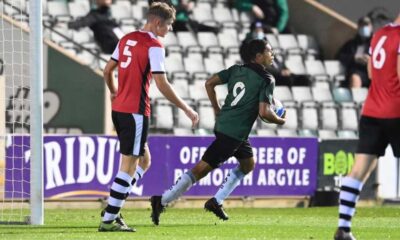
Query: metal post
29 0 44 225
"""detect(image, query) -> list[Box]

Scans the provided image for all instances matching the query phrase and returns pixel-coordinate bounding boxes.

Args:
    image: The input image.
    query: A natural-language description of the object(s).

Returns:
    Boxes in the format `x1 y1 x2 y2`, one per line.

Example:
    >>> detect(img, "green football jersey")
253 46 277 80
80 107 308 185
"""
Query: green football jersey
215 63 275 141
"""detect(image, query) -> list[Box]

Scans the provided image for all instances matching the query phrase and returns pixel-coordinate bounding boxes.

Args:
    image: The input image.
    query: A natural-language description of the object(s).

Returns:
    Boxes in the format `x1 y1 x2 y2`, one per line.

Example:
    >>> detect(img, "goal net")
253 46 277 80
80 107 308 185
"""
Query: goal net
0 0 43 224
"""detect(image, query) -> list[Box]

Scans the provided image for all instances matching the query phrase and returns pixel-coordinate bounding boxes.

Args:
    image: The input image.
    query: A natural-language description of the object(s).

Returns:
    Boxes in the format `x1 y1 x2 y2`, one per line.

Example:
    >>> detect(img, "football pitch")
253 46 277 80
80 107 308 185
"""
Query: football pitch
0 207 399 240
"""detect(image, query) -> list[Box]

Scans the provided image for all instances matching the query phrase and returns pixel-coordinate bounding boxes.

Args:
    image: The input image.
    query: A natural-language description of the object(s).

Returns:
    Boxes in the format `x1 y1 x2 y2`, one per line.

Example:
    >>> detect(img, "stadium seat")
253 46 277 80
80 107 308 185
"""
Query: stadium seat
324 60 345 84
161 32 178 47
337 130 358 139
277 34 302 55
277 129 298 137
332 88 353 103
171 79 190 99
301 105 319 130
224 53 241 68
121 25 136 34
281 106 298 130
320 105 339 130
351 87 368 104
297 34 319 58
204 53 225 75
265 34 282 54
165 52 186 77
189 80 208 101
213 7 233 23
218 29 240 49
298 129 318 137
305 59 329 82
313 81 331 89
154 101 174 129
239 11 253 23
192 2 213 22
318 129 337 139
184 53 206 77
340 106 359 131
311 86 333 103
111 3 132 21
291 86 314 104
257 129 276 136
177 32 200 51
71 29 93 44
173 128 194 136
274 86 293 102
47 1 71 22
197 32 221 51
198 100 215 130
132 5 147 21
68 1 90 19
51 27 72 44
284 57 307 75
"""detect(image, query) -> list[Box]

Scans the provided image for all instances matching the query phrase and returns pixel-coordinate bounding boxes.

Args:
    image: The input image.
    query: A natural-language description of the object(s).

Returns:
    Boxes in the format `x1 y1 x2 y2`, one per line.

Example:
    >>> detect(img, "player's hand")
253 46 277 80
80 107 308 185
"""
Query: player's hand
110 93 116 101
252 5 264 19
185 108 199 128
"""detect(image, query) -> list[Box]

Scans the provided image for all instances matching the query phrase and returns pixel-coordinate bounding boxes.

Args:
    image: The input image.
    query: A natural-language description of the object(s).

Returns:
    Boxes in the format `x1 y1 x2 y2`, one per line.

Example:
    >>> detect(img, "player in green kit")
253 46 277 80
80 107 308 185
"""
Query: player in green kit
150 39 286 225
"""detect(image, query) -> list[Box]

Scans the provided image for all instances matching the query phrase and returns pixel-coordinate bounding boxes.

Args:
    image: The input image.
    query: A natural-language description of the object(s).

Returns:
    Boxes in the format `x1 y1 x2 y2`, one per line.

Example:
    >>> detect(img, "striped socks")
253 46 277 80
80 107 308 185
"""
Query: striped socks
126 166 146 198
338 176 363 232
102 171 133 223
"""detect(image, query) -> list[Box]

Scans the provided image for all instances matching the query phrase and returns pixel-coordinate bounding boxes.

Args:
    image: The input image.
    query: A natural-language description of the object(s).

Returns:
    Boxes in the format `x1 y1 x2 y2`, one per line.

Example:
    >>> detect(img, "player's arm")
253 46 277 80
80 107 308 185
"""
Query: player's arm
153 74 199 127
205 74 223 115
259 101 286 125
367 56 372 79
103 59 118 99
397 54 400 83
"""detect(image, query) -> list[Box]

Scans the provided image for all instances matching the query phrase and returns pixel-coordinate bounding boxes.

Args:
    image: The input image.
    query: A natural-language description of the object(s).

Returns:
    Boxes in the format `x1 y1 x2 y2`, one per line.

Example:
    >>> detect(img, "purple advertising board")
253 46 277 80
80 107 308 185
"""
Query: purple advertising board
5 135 318 199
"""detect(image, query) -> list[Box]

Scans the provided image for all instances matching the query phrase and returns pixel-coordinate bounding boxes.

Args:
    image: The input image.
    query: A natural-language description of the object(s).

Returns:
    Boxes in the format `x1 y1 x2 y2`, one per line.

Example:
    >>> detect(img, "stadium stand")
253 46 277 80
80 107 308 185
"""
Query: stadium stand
2 0 368 139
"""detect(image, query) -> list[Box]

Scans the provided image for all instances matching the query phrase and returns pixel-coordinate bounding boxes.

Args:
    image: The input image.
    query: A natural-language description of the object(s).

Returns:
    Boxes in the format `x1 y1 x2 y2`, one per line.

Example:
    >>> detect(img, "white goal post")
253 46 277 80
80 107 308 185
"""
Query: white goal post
0 0 43 225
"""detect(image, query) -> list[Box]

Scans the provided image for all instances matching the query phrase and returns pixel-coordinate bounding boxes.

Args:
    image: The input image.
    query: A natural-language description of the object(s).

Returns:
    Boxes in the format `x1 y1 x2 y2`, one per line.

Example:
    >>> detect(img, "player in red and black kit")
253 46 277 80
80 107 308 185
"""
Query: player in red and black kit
99 2 199 232
334 13 400 240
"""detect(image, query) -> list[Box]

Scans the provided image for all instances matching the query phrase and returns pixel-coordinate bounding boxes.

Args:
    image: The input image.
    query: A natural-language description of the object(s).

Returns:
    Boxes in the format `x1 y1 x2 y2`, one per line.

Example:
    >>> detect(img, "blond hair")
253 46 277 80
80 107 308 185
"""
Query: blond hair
147 2 176 22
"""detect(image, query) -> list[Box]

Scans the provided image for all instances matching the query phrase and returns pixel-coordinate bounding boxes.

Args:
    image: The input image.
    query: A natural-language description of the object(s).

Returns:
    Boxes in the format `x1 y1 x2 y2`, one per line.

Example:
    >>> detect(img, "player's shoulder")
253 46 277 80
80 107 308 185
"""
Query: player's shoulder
375 23 400 36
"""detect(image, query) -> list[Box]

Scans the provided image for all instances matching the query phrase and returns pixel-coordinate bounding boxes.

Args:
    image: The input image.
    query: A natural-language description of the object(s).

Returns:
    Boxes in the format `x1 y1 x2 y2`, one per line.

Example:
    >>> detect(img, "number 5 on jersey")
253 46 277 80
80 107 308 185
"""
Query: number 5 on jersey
121 40 138 68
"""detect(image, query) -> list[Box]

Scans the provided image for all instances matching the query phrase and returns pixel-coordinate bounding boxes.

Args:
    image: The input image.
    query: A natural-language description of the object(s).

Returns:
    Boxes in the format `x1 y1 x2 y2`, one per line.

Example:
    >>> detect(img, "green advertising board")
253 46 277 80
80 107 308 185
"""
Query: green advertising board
46 47 105 133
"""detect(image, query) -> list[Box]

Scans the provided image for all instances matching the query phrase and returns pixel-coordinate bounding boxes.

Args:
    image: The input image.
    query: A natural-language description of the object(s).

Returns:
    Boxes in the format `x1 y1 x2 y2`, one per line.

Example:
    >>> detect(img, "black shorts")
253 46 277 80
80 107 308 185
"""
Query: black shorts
357 116 400 157
112 111 149 156
202 131 254 169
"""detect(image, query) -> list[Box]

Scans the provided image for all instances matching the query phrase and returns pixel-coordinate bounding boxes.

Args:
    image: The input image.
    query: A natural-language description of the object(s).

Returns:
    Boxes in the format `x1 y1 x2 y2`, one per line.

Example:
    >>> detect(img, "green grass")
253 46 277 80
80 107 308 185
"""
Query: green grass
1 207 400 239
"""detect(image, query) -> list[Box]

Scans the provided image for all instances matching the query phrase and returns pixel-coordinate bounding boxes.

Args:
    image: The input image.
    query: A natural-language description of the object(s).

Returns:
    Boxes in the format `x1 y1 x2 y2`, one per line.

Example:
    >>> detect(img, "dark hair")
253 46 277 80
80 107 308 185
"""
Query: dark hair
245 39 268 62
147 2 176 22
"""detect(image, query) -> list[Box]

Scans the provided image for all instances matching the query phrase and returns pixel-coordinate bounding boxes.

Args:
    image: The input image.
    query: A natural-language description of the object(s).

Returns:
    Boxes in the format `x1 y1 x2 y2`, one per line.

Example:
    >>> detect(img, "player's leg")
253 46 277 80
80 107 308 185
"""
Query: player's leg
150 132 241 225
335 116 387 240
203 136 253 220
100 112 147 232
210 140 255 220
150 160 212 225
126 143 151 198
100 153 138 232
